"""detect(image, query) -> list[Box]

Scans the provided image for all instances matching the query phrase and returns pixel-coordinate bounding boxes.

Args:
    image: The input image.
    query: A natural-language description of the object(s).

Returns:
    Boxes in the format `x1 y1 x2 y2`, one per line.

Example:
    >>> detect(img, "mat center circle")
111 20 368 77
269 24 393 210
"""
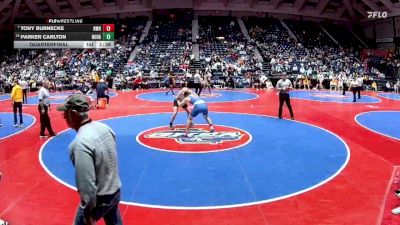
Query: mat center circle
136 90 258 103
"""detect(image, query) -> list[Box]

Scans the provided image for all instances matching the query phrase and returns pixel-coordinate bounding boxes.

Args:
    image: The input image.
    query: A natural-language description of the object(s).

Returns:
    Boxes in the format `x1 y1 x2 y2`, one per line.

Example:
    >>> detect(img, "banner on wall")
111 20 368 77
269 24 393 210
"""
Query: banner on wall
55 70 66 78
376 38 394 43
360 49 391 60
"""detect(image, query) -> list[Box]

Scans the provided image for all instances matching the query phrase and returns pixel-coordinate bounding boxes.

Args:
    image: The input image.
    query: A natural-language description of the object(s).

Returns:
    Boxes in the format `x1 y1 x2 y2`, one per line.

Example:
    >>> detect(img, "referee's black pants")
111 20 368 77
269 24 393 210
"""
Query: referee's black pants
194 83 202 95
22 89 28 103
38 105 55 136
352 87 361 102
278 92 294 118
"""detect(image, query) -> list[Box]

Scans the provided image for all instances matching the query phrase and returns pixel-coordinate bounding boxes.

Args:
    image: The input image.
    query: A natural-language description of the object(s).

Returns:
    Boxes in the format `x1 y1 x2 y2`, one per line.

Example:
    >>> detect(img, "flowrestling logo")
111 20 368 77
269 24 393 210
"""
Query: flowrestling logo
367 11 388 19
50 94 71 100
137 125 252 153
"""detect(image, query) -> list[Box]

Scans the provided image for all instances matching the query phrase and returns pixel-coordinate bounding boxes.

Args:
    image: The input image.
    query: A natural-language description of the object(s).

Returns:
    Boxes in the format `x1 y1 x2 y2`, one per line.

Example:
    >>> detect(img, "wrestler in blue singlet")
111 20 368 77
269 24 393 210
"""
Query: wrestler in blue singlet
189 95 208 117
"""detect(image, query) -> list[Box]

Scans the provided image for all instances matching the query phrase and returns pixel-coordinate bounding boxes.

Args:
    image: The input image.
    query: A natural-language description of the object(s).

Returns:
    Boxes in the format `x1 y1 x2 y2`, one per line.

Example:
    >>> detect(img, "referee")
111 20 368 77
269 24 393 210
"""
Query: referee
276 73 294 120
38 81 57 138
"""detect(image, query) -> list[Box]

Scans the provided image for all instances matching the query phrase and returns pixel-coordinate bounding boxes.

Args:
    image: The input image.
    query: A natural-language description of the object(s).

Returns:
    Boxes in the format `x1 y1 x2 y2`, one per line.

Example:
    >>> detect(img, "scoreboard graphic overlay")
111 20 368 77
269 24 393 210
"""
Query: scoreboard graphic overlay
14 18 115 49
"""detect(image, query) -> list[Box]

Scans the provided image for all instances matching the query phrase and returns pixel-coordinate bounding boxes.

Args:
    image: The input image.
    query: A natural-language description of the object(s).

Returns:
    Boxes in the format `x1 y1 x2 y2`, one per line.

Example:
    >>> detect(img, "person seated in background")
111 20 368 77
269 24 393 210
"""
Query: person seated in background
47 79 56 92
252 76 261 90
260 74 267 90
395 80 400 93
295 79 303 89
115 76 127 91
79 80 92 95
294 74 303 89
385 81 393 92
133 75 143 91
303 76 311 90
140 77 149 90
330 78 338 91
55 80 64 92
265 79 274 89
226 75 235 89
371 81 378 92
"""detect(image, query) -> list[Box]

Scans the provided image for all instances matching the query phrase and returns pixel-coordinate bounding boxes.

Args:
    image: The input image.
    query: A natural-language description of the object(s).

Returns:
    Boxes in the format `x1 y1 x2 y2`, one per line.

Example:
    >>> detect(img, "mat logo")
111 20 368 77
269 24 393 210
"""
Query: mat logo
145 128 244 144
139 125 251 152
50 95 70 100
200 93 222 98
309 93 347 99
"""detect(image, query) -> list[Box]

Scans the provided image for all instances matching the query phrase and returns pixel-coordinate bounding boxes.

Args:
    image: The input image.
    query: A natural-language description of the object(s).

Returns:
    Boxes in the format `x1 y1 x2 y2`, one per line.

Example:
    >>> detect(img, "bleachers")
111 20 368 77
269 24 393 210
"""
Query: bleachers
198 16 257 77
285 20 337 49
244 17 307 75
144 17 192 43
129 15 193 76
321 22 364 50
198 16 245 43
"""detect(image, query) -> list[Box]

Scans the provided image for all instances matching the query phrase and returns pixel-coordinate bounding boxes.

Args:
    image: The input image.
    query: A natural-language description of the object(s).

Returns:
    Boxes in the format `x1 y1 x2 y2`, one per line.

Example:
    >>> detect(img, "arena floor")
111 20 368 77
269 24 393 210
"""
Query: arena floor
0 88 399 225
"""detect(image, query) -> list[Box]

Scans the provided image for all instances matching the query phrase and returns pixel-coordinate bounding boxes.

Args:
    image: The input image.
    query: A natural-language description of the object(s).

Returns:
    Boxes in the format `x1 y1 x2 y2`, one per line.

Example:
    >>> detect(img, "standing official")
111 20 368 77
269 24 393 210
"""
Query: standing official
276 73 294 120
38 81 57 138
350 78 359 102
339 73 347 95
19 79 29 104
165 72 176 95
193 70 202 95
356 75 364 100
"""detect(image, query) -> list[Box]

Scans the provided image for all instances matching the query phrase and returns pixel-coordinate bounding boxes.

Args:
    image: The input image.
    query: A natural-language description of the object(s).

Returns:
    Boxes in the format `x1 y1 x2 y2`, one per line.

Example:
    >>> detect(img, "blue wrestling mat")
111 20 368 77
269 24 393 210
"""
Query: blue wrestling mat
289 90 381 103
0 112 35 140
377 93 400 101
136 90 258 103
355 111 400 140
0 94 10 101
24 91 117 105
40 113 349 209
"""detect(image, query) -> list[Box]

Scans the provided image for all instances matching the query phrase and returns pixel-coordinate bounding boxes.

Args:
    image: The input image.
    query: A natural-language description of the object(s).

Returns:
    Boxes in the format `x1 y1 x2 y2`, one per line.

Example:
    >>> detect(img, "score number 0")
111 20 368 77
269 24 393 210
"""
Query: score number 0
102 24 114 32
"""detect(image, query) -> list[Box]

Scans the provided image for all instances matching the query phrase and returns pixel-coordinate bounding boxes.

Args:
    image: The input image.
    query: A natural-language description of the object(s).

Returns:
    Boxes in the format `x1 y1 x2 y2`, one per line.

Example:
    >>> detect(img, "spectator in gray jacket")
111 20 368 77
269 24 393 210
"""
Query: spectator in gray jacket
0 172 9 225
57 94 123 225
